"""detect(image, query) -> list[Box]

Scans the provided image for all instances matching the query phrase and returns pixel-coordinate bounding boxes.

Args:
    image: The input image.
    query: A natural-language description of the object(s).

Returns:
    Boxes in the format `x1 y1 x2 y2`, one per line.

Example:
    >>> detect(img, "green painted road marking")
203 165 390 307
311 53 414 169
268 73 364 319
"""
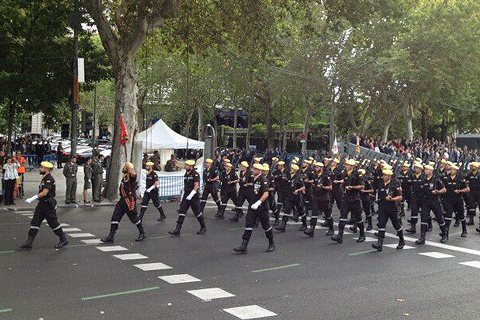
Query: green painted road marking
0 251 15 255
348 249 378 256
0 309 12 313
252 263 301 273
82 286 160 301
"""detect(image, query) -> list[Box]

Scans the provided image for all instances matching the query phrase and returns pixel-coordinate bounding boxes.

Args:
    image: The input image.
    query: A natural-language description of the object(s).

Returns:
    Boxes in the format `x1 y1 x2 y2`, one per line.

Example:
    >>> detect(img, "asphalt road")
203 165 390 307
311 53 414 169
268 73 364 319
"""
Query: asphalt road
1 202 480 320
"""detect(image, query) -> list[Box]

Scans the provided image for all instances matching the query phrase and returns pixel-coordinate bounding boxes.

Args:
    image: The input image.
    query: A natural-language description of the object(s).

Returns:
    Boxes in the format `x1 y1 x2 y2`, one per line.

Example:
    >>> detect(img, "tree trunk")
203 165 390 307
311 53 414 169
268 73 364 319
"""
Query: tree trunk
405 104 414 141
182 109 195 137
303 97 316 153
197 102 203 140
421 108 428 141
7 99 15 154
246 103 252 148
255 78 274 149
440 113 447 142
233 99 238 149
329 102 336 151
104 56 138 201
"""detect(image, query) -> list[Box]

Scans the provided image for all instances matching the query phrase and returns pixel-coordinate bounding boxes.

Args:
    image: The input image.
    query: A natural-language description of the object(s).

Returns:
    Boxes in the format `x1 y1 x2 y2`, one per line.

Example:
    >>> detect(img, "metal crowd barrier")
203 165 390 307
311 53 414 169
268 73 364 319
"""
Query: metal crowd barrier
157 176 184 200
42 154 56 163
23 155 39 171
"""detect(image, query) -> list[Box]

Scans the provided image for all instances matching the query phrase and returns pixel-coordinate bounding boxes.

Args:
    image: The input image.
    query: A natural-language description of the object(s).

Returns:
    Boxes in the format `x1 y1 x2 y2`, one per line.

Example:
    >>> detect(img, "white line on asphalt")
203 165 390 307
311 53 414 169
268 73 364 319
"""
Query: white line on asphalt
134 262 172 271
62 228 82 232
187 288 235 301
81 239 103 244
59 223 70 227
354 236 376 242
418 252 455 259
459 261 480 269
159 274 201 284
223 305 277 319
96 246 128 252
384 244 416 250
67 233 95 238
113 253 148 261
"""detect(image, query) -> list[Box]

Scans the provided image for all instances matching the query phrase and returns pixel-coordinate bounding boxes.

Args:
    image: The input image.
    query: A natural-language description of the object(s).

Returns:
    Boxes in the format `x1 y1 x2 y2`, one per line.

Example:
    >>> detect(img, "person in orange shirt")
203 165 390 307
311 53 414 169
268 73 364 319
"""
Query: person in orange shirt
14 151 26 198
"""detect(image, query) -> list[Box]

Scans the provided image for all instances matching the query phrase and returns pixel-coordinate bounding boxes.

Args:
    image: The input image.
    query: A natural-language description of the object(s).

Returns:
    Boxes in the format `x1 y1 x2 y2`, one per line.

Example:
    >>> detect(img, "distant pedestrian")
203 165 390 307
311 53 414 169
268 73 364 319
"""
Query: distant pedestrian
56 142 64 169
83 157 93 203
63 156 78 204
3 157 19 205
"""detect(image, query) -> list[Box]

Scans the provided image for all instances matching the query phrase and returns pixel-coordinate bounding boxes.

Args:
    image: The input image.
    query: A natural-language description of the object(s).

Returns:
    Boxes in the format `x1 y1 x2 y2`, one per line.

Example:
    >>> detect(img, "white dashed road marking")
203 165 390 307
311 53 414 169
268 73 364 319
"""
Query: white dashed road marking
134 262 173 271
459 261 480 269
384 244 416 250
67 233 95 238
418 252 455 259
187 288 235 301
159 274 201 284
62 228 82 232
223 305 277 319
96 246 128 252
81 239 103 244
113 253 148 261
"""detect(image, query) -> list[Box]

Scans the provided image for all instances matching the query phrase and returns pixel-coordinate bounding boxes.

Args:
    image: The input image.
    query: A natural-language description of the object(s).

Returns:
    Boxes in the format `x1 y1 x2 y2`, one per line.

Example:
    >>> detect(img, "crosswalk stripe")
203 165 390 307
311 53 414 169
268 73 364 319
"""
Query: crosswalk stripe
418 252 455 259
223 305 277 319
134 262 172 271
159 274 201 284
113 253 148 260
96 246 128 252
187 288 235 301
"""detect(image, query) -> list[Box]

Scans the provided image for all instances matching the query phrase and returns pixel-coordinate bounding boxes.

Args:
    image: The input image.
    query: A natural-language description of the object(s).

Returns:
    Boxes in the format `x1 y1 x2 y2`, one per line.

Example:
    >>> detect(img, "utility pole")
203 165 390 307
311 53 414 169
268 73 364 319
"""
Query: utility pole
70 0 79 157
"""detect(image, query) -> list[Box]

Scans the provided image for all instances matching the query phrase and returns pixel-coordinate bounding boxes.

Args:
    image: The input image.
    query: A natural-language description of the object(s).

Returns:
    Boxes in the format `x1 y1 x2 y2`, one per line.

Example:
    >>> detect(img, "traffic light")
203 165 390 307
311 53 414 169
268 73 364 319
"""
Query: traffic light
82 110 93 135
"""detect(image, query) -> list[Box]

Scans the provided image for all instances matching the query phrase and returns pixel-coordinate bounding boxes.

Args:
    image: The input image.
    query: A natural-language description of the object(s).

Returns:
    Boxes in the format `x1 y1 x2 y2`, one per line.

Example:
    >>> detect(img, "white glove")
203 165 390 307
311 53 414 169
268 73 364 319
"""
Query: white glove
88 179 91 183
25 195 39 204
146 185 155 193
186 190 196 200
251 200 262 210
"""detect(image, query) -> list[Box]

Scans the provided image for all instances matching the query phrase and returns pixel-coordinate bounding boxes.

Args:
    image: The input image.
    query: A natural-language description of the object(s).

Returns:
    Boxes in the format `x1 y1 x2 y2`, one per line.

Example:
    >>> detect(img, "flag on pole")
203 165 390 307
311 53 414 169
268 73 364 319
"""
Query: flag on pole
332 136 338 155
119 114 129 147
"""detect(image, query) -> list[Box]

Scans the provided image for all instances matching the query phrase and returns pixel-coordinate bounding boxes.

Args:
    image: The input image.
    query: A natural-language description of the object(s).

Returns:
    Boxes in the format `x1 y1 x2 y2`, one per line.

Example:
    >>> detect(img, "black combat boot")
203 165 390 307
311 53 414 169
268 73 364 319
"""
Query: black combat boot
427 218 433 232
233 240 248 254
372 237 383 251
304 225 315 237
415 233 426 245
440 225 448 243
461 220 468 237
168 223 182 236
135 223 146 242
54 232 69 249
349 221 358 233
139 208 146 222
101 224 118 243
196 216 207 235
453 217 460 227
467 215 475 226
397 230 405 249
326 219 335 236
331 230 343 244
366 216 373 231
266 239 275 252
18 236 35 249
299 216 307 231
230 209 241 222
406 223 416 234
215 205 225 219
157 206 166 221
275 219 287 232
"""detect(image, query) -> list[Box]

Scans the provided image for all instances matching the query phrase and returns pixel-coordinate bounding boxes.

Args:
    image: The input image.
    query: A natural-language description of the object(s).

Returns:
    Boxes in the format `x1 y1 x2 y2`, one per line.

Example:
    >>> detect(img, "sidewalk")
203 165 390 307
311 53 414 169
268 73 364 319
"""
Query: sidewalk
1 166 115 211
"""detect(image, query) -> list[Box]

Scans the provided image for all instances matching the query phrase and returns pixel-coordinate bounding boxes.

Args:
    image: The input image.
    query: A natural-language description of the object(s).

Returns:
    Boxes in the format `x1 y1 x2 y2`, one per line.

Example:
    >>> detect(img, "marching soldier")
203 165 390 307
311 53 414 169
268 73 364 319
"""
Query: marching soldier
139 161 166 222
231 161 253 222
466 162 480 227
416 165 447 245
233 163 275 254
262 164 276 218
92 154 104 203
200 158 221 214
371 169 405 251
330 158 344 213
398 162 412 217
169 160 207 236
275 163 305 233
359 169 374 231
331 159 366 244
83 157 93 203
272 160 288 226
406 162 424 234
216 162 238 219
301 159 315 220
63 156 78 204
444 164 469 238
19 161 68 249
101 163 146 243
304 161 333 237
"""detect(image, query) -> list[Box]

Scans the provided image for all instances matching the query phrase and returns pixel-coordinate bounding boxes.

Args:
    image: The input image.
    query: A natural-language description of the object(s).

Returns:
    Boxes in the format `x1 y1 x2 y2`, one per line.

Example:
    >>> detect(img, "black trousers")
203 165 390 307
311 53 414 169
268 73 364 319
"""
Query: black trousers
331 187 344 211
235 190 250 214
29 200 65 239
4 179 15 205
338 199 364 231
282 194 304 221
140 190 163 218
467 191 480 218
311 198 331 226
377 206 402 238
361 196 371 219
242 206 273 242
444 195 465 222
421 199 445 233
111 200 141 225
303 188 313 214
410 195 422 224
220 188 237 206
176 194 205 227
200 183 220 211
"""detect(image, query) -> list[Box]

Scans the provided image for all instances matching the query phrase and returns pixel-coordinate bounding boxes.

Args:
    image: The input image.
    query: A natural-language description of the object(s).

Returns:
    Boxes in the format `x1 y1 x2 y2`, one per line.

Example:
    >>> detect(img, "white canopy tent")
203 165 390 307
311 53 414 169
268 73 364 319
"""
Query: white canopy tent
132 119 205 197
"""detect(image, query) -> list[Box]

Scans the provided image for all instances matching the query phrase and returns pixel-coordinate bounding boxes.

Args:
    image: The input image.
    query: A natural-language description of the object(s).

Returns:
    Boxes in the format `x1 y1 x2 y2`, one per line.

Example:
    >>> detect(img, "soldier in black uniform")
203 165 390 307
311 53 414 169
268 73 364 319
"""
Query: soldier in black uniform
139 161 166 222
304 162 333 237
275 164 305 233
272 161 288 226
262 164 276 217
466 162 480 227
169 160 207 236
233 163 275 254
416 165 447 245
330 158 344 213
406 162 425 234
359 169 374 231
443 164 469 238
200 158 221 214
301 159 315 221
216 162 238 219
371 169 405 251
331 159 366 244
101 163 146 243
19 161 68 249
231 161 253 222
398 162 412 217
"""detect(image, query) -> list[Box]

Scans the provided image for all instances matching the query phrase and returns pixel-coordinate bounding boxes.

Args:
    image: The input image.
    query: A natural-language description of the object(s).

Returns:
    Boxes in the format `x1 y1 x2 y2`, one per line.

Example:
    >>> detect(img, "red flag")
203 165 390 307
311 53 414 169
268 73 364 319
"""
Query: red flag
119 114 129 147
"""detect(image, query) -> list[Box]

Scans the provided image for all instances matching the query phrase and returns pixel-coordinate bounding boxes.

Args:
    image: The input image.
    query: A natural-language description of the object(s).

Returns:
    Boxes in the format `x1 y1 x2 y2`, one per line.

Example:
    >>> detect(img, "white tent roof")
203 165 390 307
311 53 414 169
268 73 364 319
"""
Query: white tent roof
135 119 204 151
